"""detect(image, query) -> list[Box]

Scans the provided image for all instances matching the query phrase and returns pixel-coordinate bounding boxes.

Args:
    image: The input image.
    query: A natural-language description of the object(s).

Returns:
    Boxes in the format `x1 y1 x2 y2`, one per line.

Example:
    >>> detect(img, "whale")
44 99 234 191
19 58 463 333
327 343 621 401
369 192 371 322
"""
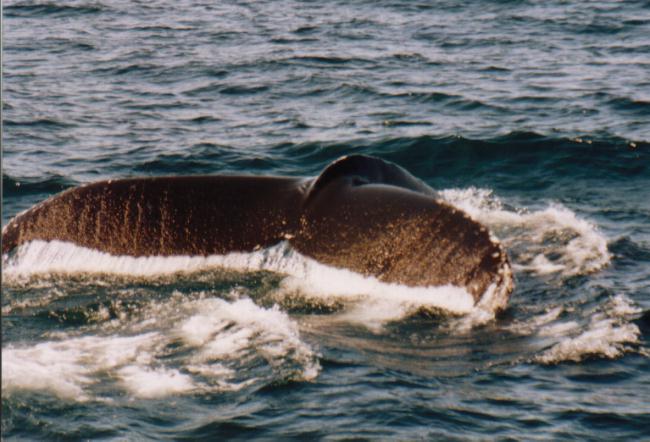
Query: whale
2 155 513 307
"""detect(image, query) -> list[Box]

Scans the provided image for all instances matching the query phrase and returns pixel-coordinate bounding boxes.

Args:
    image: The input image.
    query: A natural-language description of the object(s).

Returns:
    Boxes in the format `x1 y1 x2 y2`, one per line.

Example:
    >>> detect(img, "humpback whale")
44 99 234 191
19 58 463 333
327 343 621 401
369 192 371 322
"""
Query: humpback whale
2 155 513 307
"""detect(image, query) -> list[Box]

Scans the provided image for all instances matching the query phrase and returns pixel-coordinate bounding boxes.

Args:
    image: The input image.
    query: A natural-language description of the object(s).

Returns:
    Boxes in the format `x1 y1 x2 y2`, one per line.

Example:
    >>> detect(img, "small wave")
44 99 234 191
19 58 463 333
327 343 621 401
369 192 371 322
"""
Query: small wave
536 295 642 364
4 2 105 18
129 143 257 174
130 25 195 33
362 133 648 180
382 90 460 105
1 286 70 315
185 115 222 124
219 84 270 96
1 294 319 401
95 63 163 77
3 118 74 129
505 306 566 336
184 83 269 97
503 295 645 363
608 96 650 116
291 55 357 65
636 310 650 338
439 188 610 277
2 174 75 198
381 120 432 127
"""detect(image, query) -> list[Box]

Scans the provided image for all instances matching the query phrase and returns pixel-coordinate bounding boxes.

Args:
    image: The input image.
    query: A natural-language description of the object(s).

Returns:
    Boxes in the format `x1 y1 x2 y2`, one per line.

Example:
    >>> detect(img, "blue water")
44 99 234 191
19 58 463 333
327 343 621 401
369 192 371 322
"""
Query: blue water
3 0 650 439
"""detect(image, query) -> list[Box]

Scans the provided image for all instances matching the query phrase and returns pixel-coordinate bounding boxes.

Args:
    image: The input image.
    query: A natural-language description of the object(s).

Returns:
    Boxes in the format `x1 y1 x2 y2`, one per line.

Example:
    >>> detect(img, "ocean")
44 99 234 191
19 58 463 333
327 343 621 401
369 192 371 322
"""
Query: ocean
2 0 649 439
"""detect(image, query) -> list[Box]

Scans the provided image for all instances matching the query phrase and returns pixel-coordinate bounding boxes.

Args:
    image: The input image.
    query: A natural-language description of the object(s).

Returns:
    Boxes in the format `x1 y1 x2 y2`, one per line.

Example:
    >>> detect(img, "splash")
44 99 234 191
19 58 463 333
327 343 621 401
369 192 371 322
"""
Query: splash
2 239 501 324
439 187 610 277
2 333 160 401
535 295 642 364
1 294 319 401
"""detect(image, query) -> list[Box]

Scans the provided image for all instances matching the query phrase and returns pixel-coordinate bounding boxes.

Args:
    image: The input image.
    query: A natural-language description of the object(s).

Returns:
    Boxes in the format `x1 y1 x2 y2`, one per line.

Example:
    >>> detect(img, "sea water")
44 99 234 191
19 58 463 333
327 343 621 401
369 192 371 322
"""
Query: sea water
3 0 649 439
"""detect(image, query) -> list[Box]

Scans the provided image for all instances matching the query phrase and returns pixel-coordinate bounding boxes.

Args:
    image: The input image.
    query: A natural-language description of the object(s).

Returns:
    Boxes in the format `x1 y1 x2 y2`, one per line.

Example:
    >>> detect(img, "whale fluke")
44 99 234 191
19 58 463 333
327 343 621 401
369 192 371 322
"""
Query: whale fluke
2 155 513 306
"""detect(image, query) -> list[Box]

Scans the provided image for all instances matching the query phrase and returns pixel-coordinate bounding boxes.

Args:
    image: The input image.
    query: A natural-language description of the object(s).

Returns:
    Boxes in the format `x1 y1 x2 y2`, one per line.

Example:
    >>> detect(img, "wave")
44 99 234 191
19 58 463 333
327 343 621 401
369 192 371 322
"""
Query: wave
271 132 648 184
2 294 319 401
608 96 650 115
3 132 647 214
4 2 106 18
503 294 645 364
440 187 611 277
2 174 75 198
535 295 643 364
3 118 74 129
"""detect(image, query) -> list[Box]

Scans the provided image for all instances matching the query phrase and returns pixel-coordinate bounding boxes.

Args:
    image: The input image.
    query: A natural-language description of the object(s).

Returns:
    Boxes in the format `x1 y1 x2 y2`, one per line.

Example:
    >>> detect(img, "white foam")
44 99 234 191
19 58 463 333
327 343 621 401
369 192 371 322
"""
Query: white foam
536 295 642 364
2 333 158 401
537 320 580 337
502 294 643 364
117 366 196 399
1 295 319 401
177 297 318 370
445 280 515 332
331 284 473 331
439 187 610 277
506 306 565 336
2 240 487 322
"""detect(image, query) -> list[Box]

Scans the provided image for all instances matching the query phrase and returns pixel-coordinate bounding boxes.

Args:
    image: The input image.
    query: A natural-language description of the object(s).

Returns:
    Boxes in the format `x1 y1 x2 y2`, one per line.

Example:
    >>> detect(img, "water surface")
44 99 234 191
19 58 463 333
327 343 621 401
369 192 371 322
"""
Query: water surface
3 0 650 439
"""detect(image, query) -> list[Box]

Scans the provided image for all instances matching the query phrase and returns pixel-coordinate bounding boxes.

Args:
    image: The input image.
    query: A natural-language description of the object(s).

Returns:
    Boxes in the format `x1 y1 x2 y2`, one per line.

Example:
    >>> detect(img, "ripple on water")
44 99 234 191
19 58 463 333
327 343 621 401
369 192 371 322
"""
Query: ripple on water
3 0 650 439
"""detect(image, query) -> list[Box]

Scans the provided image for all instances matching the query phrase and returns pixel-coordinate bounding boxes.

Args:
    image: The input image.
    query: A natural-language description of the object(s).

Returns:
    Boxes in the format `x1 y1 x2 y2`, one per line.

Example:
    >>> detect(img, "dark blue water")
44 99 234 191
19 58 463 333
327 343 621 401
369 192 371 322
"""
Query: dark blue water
3 0 650 440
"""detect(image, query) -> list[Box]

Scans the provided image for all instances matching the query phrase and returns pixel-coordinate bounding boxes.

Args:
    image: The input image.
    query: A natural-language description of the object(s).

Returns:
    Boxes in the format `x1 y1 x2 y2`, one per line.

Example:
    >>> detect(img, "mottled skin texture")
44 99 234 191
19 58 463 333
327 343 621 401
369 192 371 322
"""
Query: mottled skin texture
2 155 513 303
2 176 304 256
295 180 506 298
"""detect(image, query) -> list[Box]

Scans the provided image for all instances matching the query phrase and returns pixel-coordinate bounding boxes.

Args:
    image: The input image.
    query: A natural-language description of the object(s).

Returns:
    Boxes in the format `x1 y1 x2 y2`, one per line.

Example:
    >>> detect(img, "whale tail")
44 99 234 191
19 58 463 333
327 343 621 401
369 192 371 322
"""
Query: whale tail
2 155 513 307
292 155 512 304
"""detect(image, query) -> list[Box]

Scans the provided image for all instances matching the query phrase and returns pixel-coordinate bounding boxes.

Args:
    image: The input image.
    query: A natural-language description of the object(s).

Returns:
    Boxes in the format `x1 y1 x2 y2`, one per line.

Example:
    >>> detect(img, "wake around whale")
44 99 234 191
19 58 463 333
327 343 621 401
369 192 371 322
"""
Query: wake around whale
2 155 514 309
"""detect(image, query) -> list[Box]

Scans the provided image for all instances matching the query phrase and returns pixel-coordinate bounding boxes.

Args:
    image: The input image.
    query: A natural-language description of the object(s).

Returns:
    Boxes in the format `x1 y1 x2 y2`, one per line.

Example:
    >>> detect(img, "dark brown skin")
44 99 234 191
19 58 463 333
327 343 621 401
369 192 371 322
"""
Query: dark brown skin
294 178 509 300
2 176 304 257
2 155 513 303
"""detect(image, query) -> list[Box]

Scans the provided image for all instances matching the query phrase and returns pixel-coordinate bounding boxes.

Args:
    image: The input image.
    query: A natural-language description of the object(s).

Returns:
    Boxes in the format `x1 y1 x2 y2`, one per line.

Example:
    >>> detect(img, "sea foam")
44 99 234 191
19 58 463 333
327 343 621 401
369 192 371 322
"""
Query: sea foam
2 295 319 401
440 187 611 277
535 295 642 364
2 239 501 325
